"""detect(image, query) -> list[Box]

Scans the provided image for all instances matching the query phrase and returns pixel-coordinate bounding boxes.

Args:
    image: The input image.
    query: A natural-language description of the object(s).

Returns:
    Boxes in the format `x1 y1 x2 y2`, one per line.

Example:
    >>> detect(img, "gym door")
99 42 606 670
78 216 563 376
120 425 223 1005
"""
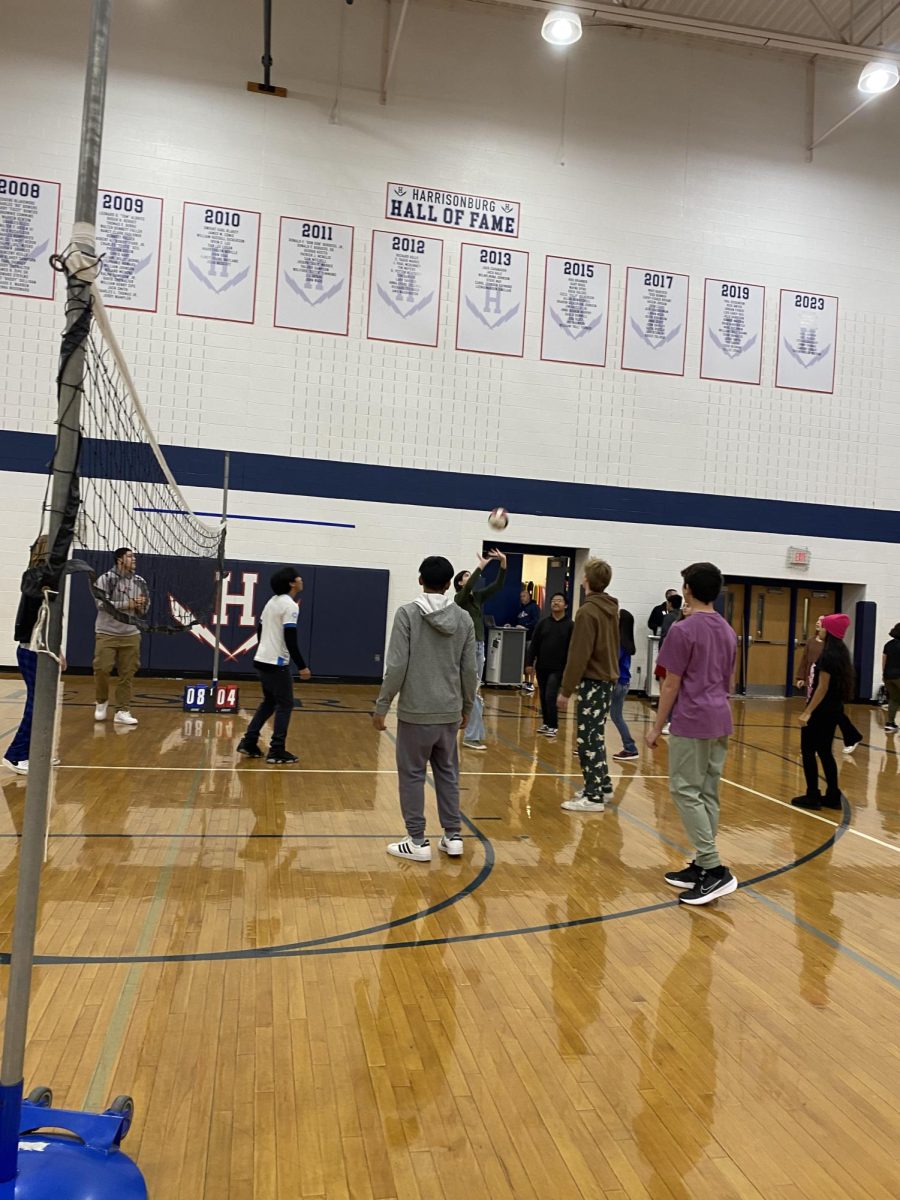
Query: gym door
793 587 838 683
723 584 746 693
746 585 791 694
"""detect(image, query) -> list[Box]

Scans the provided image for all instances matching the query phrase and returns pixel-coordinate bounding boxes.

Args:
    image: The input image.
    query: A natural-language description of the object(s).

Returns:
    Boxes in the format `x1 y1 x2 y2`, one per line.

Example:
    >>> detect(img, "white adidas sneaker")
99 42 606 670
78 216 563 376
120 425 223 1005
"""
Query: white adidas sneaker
387 838 432 862
94 702 108 721
114 710 138 726
438 834 464 857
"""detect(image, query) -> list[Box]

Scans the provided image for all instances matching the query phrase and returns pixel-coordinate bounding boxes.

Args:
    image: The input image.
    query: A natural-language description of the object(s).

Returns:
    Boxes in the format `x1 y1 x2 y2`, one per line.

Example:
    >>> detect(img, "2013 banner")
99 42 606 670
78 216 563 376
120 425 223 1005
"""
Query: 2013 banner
541 256 611 367
275 216 354 336
775 289 838 394
177 201 260 324
621 266 689 376
96 190 163 312
0 173 60 301
367 230 443 347
700 278 765 385
456 243 528 357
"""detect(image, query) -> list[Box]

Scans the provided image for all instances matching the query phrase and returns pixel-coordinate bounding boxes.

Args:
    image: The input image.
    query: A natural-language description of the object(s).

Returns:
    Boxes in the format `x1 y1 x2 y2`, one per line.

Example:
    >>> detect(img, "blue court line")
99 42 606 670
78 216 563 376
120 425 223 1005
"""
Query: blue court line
133 507 355 529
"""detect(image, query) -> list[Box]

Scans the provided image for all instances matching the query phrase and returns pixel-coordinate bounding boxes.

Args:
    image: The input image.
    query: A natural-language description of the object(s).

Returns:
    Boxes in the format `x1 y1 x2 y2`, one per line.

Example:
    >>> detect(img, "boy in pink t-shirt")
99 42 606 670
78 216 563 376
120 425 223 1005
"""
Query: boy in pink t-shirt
647 562 738 906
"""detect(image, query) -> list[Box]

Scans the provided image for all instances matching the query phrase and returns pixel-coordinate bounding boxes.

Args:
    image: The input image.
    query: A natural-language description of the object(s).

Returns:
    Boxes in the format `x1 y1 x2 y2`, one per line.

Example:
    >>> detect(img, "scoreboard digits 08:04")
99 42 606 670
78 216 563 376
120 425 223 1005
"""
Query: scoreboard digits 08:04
182 684 240 713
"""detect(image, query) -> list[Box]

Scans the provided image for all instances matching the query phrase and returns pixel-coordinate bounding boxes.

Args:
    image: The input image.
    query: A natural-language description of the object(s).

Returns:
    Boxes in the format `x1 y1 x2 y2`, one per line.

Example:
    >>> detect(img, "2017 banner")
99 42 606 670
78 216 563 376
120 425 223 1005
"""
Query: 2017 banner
456 243 528 357
775 289 838 394
367 230 443 347
541 256 611 367
0 173 60 301
96 190 163 312
177 201 260 324
275 216 354 336
700 278 765 385
621 266 689 376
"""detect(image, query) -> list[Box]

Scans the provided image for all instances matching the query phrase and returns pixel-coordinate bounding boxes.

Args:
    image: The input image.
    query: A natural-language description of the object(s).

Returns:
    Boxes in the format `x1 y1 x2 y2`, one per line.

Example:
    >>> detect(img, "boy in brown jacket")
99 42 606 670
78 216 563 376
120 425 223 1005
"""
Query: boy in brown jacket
558 558 620 812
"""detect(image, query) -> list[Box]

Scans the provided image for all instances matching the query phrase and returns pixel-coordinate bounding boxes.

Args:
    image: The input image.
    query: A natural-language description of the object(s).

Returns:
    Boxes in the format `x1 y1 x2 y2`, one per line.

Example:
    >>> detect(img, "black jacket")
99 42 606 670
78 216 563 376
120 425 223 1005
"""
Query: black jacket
528 615 574 673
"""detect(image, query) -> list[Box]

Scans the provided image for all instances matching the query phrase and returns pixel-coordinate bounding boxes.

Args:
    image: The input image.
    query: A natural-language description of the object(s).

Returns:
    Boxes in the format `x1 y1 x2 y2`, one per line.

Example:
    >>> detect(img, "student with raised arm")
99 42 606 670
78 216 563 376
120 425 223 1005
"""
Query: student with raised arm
646 562 738 906
454 548 507 750
237 566 311 765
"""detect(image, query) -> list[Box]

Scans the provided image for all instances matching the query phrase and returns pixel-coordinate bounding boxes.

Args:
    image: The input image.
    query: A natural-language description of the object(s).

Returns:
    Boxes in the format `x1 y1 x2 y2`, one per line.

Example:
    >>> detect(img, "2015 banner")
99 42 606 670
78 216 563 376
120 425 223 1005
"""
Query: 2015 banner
367 230 443 347
775 289 838 394
275 216 354 336
541 256 611 367
0 173 60 301
456 243 528 357
177 201 260 324
700 278 765 385
96 190 163 312
621 266 689 376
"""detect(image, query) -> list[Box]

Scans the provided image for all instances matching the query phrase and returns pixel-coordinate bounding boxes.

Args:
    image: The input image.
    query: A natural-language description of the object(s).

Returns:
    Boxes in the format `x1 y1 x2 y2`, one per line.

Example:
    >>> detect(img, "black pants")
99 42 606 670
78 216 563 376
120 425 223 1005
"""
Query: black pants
801 712 839 800
245 662 294 751
837 711 862 746
537 669 562 728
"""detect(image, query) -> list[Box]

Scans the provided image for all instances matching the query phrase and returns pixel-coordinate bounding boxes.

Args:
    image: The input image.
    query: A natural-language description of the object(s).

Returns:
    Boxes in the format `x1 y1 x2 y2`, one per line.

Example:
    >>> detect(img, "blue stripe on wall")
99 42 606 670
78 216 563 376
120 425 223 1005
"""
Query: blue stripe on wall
2 428 897 544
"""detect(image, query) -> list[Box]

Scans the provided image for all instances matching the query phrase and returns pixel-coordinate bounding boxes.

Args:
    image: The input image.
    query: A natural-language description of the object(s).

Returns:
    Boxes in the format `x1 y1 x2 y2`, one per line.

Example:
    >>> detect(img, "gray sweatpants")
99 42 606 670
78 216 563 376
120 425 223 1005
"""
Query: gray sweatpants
396 720 461 840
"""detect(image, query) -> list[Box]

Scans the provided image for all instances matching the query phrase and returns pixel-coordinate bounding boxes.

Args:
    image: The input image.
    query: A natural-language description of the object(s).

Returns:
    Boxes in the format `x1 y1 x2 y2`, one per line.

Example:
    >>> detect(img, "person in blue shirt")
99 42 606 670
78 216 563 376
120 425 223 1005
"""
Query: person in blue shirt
516 586 541 693
610 608 639 762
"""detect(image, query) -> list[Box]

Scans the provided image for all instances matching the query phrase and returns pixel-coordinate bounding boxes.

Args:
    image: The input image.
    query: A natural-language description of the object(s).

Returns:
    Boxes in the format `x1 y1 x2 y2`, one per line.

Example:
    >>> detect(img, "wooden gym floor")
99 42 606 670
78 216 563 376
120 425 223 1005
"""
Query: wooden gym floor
1 674 900 1198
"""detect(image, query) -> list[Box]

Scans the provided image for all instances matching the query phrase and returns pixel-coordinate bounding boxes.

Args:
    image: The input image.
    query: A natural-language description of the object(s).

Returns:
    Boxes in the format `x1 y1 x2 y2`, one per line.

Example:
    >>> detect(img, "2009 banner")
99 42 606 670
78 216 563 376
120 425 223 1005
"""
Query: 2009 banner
456 243 528 357
0 173 60 301
96 190 163 312
177 201 260 324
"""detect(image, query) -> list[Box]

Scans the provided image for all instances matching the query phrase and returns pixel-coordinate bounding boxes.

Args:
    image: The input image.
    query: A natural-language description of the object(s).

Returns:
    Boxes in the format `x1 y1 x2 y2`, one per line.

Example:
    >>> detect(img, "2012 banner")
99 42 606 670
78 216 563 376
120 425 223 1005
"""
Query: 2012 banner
367 230 443 347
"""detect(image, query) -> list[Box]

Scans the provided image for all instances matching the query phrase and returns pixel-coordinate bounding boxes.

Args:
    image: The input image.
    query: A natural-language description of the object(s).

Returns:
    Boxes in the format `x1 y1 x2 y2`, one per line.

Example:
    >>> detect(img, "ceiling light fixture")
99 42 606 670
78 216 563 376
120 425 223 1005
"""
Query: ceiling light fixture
857 60 900 94
541 9 582 46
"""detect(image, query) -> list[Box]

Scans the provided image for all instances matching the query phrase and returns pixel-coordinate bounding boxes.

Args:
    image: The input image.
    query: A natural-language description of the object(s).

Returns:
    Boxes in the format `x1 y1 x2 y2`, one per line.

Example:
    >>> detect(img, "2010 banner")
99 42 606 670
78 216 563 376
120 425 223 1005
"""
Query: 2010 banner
700 278 765 385
456 243 528 358
621 266 689 376
541 256 611 367
367 230 443 347
275 216 354 336
775 289 838 394
0 173 60 301
177 201 260 324
96 190 163 312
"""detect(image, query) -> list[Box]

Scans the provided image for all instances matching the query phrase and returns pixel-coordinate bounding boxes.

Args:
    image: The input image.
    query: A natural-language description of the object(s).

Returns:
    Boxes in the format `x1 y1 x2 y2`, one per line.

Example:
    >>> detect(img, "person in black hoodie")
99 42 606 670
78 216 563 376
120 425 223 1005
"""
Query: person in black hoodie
3 536 65 775
528 593 574 738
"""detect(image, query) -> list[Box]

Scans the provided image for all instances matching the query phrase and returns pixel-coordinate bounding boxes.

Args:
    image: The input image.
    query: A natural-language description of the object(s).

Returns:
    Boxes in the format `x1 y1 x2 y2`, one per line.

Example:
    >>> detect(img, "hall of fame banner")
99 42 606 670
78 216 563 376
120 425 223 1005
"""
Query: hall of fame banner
621 267 689 376
367 230 443 347
456 243 528 357
0 173 60 301
386 182 520 238
275 217 354 335
700 278 765 385
176 201 260 324
96 190 163 312
775 289 838 394
541 256 611 367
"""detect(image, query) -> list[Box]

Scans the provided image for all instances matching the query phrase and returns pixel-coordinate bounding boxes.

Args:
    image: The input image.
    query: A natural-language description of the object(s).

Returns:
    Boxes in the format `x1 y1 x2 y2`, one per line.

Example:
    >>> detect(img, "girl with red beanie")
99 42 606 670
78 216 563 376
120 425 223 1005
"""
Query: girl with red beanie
792 613 855 811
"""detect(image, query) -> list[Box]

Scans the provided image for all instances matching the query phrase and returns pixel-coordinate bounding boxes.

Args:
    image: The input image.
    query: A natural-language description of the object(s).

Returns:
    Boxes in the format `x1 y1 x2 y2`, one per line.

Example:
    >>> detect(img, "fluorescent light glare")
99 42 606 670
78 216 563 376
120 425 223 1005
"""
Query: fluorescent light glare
857 60 900 94
541 9 582 46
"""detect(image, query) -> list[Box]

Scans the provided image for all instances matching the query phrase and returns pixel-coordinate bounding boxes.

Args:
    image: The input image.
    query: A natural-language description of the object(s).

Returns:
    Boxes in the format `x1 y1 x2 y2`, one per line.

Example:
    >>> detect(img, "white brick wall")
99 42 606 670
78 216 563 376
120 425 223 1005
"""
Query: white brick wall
1 0 898 669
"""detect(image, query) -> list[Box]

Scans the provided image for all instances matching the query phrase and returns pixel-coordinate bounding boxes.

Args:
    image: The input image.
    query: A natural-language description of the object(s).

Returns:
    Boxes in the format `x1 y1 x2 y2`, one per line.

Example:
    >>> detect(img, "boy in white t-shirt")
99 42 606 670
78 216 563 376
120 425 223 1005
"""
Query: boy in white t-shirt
237 566 311 764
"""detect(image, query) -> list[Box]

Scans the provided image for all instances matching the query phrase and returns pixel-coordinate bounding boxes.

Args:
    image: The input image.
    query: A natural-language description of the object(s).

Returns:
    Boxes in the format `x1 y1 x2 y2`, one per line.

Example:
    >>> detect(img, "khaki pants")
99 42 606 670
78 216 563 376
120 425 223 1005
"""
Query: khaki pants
93 633 141 709
667 734 729 870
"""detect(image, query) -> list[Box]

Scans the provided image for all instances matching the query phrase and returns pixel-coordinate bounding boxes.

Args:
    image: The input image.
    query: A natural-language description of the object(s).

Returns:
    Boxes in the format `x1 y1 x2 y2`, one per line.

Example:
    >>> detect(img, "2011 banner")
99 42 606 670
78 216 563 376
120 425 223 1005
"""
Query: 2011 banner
0 173 60 301
775 289 838 394
700 278 765 385
96 190 163 312
456 243 528 357
177 201 260 324
367 230 443 347
541 256 611 367
275 216 354 336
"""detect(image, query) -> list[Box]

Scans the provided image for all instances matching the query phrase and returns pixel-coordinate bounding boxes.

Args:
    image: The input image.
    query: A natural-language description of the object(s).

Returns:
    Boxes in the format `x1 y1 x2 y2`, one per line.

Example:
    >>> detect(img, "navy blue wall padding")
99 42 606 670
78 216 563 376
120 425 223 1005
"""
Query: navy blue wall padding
308 566 390 677
5 429 900 543
853 600 877 700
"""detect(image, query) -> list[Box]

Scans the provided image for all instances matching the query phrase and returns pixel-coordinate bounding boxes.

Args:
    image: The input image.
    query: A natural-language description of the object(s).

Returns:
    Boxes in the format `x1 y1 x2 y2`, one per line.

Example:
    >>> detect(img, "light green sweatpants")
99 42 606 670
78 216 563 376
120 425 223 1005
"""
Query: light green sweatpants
667 734 729 869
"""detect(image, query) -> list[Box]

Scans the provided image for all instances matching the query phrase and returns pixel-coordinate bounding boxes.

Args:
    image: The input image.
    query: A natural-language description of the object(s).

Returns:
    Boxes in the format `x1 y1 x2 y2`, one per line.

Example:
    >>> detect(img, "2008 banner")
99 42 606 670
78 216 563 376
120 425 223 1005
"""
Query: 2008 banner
177 201 261 324
0 173 60 301
96 190 163 312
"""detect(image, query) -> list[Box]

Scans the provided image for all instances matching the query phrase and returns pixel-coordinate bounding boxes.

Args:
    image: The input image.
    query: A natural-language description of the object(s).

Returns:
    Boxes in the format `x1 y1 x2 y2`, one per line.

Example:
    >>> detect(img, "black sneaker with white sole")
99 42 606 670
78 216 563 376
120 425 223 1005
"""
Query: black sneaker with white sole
266 749 299 764
679 866 738 906
237 738 264 758
664 861 703 890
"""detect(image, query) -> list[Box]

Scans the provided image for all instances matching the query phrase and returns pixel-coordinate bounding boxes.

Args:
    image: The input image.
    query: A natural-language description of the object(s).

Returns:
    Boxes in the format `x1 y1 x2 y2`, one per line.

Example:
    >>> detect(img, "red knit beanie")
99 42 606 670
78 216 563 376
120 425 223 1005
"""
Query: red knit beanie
822 613 850 640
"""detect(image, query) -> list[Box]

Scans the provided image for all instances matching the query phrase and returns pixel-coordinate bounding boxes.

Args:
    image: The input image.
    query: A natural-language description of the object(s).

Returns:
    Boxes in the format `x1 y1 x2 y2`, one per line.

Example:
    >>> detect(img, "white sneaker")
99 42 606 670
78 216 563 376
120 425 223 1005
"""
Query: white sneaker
537 724 551 735
842 741 862 755
94 702 108 721
561 796 605 813
462 740 487 751
439 834 464 857
387 838 432 862
545 727 558 738
114 710 138 726
2 758 27 775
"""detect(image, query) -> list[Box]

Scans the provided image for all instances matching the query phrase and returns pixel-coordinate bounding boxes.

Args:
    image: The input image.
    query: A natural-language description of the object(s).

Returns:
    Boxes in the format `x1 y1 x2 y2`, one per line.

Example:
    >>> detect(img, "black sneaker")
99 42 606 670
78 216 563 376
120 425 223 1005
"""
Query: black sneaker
664 861 703 890
266 749 299 764
679 866 738 906
791 794 822 810
821 792 845 810
237 738 263 758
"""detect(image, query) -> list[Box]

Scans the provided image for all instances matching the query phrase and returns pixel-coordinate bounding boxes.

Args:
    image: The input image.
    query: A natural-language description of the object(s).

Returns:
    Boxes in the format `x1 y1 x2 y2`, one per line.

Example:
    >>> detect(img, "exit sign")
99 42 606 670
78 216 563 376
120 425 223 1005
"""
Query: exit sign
787 546 811 568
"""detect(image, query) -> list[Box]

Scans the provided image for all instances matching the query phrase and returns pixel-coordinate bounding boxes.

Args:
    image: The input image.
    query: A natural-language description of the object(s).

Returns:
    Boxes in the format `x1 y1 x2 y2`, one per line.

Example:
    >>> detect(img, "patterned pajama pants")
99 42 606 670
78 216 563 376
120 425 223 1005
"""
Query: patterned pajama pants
576 679 615 801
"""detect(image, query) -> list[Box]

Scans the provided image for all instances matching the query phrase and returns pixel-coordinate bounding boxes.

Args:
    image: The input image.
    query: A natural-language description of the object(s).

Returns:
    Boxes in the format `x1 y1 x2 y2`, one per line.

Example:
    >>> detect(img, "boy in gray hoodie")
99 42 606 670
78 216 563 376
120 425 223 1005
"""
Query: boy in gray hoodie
373 556 478 862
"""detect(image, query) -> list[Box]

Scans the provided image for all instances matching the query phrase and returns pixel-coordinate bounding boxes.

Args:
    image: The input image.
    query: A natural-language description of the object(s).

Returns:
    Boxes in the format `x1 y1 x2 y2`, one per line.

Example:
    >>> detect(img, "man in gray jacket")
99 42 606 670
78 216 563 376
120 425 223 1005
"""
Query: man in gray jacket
373 556 478 863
